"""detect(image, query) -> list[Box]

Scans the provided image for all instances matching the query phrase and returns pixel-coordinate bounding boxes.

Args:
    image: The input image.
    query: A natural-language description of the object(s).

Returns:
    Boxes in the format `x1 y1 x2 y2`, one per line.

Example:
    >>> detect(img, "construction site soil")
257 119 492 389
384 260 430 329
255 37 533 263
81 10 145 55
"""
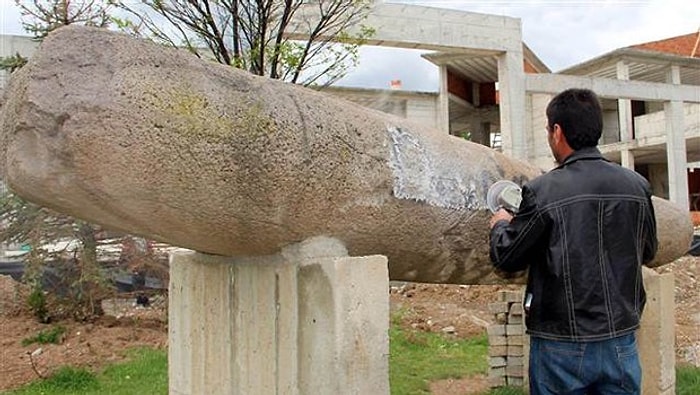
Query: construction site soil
1 255 698 394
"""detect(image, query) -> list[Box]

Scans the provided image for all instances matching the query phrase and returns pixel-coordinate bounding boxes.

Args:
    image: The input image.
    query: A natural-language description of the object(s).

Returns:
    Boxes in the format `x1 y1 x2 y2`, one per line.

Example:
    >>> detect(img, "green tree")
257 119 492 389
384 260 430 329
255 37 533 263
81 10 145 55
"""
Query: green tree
0 52 28 73
111 0 375 87
15 0 112 39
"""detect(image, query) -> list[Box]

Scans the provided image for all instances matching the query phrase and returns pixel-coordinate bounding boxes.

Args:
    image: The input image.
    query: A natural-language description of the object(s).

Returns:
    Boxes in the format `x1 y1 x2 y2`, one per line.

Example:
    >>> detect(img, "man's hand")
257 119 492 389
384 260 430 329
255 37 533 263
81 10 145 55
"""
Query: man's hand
489 208 514 229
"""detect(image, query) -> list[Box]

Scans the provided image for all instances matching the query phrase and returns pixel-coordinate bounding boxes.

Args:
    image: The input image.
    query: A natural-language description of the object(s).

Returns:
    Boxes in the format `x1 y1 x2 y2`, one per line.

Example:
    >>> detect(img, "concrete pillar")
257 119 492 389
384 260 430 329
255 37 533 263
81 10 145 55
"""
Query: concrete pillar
469 118 490 147
472 83 481 107
621 150 636 171
168 237 389 395
438 65 450 134
497 47 527 159
616 61 633 143
639 268 675 395
649 164 670 199
665 65 690 210
617 61 635 170
524 92 534 160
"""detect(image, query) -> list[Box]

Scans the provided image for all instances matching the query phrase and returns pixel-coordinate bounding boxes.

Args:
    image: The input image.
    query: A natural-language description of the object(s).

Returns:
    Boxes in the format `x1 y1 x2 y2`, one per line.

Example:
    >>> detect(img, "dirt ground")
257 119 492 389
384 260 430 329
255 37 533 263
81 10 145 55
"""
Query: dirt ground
1 255 698 394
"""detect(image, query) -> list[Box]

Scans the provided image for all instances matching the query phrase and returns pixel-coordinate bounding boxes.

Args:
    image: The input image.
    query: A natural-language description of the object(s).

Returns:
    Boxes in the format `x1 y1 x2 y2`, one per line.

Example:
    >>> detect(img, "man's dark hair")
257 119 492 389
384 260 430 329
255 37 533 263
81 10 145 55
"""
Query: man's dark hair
546 88 603 150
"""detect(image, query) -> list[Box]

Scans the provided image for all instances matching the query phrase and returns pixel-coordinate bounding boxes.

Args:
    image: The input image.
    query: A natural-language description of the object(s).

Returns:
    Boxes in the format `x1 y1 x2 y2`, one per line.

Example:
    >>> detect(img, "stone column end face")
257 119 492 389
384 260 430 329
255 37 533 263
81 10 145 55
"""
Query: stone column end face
282 236 349 262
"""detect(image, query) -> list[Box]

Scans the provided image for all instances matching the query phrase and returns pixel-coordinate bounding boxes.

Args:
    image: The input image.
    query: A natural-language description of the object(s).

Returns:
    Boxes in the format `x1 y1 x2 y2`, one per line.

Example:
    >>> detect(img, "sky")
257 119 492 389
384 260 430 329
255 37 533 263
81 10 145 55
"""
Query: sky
2 0 699 91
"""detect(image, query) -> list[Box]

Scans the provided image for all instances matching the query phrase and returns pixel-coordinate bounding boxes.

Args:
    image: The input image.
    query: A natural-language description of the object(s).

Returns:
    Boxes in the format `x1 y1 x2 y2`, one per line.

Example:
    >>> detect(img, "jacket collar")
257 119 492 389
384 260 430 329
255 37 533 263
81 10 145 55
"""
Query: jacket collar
557 146 605 168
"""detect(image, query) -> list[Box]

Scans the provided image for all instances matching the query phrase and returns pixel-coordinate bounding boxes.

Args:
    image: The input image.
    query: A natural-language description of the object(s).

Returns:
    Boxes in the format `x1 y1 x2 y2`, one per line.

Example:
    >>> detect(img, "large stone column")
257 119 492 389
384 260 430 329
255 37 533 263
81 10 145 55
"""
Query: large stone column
168 237 389 395
0 26 692 286
639 268 675 395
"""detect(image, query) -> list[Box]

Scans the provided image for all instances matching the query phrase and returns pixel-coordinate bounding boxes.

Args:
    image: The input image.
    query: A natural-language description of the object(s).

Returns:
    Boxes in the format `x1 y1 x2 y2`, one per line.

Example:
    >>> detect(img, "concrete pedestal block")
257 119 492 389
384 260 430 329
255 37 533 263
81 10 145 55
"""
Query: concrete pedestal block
639 268 675 395
168 238 389 395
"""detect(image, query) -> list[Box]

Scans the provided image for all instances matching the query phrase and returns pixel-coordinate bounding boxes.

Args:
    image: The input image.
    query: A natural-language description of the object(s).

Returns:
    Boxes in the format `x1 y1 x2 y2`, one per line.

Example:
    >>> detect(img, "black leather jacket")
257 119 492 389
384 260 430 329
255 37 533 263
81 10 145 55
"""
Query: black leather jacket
490 147 658 342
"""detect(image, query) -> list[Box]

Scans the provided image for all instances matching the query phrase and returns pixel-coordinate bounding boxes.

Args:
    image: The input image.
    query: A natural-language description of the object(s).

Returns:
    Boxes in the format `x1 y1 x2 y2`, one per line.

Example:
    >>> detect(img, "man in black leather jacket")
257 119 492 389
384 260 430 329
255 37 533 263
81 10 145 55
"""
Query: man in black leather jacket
489 89 657 395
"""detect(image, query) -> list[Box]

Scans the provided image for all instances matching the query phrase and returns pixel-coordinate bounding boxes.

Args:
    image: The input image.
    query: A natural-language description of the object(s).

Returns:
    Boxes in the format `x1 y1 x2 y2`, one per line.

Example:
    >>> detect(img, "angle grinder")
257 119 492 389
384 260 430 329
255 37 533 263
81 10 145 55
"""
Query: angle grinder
486 180 523 214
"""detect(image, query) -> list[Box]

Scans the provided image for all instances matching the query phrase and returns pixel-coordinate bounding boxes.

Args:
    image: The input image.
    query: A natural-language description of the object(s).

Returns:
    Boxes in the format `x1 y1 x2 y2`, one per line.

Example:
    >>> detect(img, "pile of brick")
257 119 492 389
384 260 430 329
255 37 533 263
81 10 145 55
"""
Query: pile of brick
487 290 526 388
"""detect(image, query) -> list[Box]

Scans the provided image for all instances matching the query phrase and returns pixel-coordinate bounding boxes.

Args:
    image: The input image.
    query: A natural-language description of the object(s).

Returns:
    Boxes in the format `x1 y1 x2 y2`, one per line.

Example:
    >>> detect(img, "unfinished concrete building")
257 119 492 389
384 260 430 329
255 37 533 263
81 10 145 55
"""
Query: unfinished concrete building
557 32 700 210
313 5 700 213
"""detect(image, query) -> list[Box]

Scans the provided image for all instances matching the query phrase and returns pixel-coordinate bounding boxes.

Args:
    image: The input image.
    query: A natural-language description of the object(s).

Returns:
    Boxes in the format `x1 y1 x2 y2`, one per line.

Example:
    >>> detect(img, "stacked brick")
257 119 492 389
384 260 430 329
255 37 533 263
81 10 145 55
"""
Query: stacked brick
487 290 526 388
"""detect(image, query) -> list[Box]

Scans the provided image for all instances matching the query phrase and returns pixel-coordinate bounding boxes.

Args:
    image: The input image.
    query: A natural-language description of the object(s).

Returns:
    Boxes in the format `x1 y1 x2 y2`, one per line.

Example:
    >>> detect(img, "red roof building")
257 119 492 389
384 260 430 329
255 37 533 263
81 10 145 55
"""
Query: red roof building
631 31 700 58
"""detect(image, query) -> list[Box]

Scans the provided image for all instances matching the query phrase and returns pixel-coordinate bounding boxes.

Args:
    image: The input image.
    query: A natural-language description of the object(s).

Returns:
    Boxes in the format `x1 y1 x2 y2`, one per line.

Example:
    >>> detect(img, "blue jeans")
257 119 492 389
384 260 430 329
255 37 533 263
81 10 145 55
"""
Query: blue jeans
529 333 641 395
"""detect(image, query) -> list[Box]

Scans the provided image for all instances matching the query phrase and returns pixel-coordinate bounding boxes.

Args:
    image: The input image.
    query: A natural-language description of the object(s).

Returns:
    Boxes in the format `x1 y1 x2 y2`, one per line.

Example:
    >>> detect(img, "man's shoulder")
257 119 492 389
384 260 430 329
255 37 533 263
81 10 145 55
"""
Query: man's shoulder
601 161 652 190
524 168 560 191
525 158 651 197
618 164 649 182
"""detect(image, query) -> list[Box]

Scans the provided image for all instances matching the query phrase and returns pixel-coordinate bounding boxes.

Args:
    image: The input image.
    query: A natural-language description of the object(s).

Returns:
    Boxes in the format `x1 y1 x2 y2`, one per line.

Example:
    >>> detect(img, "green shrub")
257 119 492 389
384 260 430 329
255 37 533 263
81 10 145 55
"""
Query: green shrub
27 286 49 324
21 326 66 346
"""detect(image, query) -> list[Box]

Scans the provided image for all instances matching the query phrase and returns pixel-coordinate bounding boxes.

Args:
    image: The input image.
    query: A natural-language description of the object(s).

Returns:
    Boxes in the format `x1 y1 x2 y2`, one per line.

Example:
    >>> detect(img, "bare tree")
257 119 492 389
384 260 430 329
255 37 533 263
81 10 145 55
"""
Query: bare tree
111 0 375 87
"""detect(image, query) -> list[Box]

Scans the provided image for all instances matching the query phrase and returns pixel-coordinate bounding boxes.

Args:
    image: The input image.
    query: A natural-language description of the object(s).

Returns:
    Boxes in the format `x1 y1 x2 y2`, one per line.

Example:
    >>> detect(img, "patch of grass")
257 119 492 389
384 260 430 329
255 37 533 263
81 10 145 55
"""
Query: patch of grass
390 321 488 395
8 326 698 395
7 367 98 394
21 326 66 346
97 348 168 394
6 348 167 395
484 386 527 395
677 363 700 395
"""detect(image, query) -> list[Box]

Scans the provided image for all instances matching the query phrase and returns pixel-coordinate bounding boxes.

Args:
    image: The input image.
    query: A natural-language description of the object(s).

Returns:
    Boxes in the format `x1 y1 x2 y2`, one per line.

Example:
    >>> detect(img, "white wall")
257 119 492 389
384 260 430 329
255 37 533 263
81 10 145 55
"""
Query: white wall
326 88 439 129
635 103 700 141
528 93 556 170
601 109 620 145
406 97 439 129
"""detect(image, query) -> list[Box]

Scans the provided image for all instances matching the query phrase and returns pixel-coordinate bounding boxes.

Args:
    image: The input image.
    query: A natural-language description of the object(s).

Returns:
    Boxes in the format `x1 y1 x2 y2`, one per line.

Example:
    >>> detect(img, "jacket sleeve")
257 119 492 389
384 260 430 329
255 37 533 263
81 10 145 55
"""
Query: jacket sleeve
642 193 658 266
489 184 547 272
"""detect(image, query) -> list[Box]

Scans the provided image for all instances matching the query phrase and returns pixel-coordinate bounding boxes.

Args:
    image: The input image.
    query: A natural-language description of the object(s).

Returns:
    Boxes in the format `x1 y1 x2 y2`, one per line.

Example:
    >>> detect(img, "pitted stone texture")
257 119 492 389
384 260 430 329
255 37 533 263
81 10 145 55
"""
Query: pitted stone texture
648 196 693 267
0 26 691 284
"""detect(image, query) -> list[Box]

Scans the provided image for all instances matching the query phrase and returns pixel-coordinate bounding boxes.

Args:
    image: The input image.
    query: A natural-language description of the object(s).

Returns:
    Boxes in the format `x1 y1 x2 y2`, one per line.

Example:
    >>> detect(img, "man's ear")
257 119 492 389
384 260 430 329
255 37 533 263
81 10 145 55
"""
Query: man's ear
553 125 566 146
554 125 575 155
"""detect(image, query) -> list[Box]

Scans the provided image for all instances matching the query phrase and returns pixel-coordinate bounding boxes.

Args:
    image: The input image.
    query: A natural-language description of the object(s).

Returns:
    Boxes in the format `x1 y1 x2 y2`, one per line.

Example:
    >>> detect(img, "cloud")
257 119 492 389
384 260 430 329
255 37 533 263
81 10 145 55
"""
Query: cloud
0 3 23 35
336 46 439 91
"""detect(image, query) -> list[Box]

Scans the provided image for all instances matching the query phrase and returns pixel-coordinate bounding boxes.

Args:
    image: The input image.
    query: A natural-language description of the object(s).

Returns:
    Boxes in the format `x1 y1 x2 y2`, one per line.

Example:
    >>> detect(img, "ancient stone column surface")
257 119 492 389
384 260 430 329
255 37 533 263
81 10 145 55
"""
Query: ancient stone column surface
0 26 692 284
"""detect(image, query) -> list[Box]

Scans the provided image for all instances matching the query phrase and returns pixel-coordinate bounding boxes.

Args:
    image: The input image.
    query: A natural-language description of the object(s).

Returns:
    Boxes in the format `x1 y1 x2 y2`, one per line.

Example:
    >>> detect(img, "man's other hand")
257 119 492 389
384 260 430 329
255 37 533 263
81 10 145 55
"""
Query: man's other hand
489 208 514 229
